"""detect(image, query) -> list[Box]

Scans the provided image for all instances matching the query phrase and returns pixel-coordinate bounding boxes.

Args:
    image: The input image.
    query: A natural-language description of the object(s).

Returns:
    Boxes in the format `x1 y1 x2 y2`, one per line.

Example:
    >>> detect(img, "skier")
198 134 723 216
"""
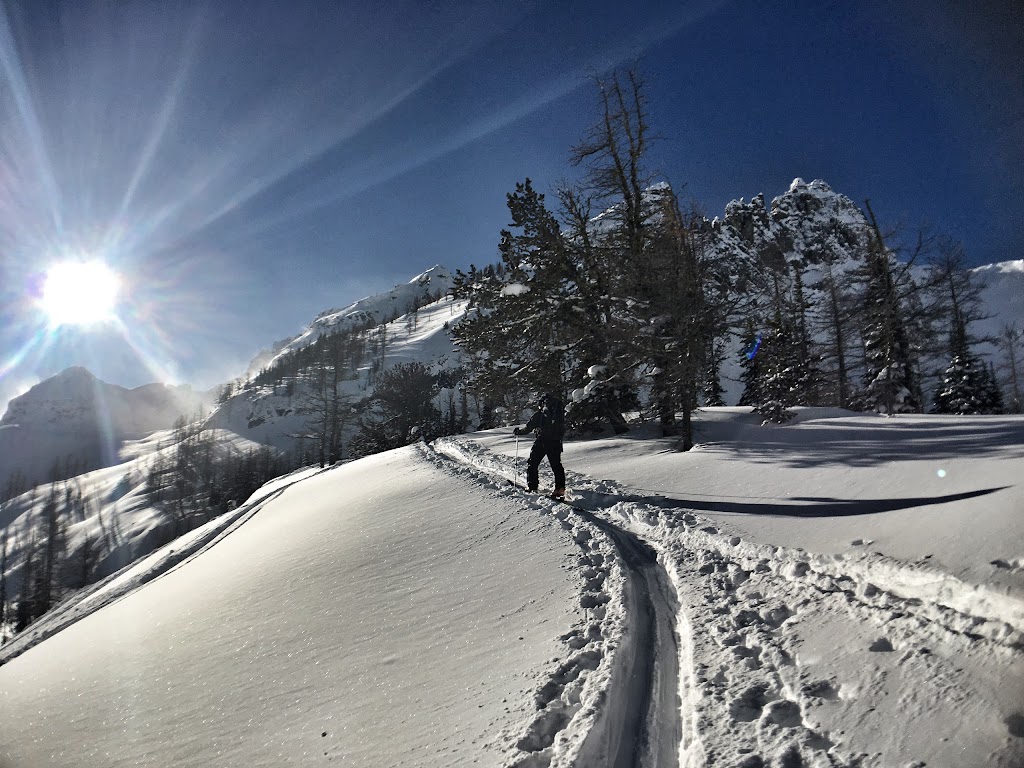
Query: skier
513 393 566 499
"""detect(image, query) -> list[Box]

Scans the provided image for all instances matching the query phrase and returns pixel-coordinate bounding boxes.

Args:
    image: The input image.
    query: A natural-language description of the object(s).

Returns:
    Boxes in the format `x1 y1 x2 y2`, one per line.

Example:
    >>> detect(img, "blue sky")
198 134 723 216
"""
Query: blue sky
0 0 1021 408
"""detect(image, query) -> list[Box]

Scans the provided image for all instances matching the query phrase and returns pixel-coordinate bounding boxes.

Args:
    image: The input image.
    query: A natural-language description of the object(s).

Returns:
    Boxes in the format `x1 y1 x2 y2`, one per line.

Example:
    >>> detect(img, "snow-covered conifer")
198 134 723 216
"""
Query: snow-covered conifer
859 204 920 414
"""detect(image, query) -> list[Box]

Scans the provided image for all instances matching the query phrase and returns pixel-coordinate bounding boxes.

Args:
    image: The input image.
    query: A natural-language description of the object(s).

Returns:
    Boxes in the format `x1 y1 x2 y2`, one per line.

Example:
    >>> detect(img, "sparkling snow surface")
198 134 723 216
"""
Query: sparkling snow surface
2 409 1023 767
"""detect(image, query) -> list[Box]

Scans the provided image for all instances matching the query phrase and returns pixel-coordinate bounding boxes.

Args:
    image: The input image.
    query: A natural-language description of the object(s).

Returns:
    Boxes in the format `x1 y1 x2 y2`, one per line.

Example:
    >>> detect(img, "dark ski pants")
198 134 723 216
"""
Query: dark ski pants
527 440 565 492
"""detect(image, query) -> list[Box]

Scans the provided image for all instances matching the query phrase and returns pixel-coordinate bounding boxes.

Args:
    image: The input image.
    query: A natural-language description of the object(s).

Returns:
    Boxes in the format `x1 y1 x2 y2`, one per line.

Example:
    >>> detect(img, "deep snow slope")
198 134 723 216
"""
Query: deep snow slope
2 409 1022 767
243 265 454 378
0 445 623 768
0 427 269 638
463 407 1024 767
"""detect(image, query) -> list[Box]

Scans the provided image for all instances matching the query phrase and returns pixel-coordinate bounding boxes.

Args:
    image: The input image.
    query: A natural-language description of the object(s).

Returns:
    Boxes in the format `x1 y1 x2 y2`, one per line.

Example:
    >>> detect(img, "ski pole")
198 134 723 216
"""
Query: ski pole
514 433 520 489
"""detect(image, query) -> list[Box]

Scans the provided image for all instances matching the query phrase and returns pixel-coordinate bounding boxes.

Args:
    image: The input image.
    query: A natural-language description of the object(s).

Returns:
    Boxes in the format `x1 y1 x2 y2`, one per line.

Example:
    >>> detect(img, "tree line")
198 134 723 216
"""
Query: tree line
452 69 1022 444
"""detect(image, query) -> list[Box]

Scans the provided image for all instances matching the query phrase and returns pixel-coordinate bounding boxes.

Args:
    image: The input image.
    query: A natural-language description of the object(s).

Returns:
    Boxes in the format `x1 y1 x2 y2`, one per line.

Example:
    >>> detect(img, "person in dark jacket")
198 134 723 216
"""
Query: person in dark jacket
514 393 566 498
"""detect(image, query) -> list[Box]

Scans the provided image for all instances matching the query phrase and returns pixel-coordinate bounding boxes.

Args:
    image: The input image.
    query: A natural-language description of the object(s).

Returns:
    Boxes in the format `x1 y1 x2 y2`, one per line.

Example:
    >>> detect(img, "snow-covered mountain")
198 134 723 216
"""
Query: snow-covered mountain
1 211 1023 765
703 178 870 294
971 260 1024 352
0 367 208 492
704 179 1024 404
243 265 455 379
209 267 467 453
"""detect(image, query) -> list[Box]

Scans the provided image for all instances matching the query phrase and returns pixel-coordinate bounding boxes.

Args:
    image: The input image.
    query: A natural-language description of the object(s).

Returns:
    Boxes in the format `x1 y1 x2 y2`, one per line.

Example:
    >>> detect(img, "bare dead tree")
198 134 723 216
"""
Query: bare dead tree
999 323 1024 413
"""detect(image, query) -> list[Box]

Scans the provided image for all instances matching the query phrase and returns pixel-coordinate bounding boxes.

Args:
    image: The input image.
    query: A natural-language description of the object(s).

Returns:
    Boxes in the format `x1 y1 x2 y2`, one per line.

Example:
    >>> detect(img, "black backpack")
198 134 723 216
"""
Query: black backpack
543 395 565 440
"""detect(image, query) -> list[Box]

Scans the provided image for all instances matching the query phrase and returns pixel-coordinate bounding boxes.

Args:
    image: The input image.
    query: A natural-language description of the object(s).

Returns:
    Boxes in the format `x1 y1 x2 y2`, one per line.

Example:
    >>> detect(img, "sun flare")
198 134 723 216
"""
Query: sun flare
40 260 121 327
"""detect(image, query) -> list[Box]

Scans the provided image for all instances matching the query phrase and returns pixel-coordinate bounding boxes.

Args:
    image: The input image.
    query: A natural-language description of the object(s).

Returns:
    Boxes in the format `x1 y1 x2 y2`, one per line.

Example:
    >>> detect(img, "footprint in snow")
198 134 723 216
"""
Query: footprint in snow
729 683 770 722
1006 713 1024 738
868 637 894 652
761 699 803 728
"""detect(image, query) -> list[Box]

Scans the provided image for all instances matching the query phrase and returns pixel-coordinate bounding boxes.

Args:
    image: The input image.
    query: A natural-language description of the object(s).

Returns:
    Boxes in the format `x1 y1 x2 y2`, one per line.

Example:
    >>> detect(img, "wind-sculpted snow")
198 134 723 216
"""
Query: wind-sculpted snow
4 412 1021 766
0 465 325 668
442 431 1024 767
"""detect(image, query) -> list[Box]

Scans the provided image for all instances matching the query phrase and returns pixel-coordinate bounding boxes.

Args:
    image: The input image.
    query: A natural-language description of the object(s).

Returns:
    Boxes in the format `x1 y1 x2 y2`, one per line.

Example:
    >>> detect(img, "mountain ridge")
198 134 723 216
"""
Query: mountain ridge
0 367 208 492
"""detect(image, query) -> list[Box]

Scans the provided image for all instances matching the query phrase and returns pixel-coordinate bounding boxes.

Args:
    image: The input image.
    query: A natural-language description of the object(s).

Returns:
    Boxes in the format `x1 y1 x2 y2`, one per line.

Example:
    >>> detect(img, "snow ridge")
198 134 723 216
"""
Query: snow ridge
0 464 325 667
244 265 454 377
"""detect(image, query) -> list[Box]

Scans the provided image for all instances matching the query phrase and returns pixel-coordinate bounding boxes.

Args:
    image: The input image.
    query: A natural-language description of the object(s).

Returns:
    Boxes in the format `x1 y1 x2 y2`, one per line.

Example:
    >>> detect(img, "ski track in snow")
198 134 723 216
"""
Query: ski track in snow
434 436 1024 768
571 509 683 768
418 441 629 767
430 439 686 767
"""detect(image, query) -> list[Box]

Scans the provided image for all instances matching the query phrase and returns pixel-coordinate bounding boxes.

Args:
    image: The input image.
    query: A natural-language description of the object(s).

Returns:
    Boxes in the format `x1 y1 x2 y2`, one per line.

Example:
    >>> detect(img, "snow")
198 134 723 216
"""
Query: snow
2 408 1023 767
244 265 454 377
458 408 1024 766
0 426 271 633
0 446 607 767
208 293 469 453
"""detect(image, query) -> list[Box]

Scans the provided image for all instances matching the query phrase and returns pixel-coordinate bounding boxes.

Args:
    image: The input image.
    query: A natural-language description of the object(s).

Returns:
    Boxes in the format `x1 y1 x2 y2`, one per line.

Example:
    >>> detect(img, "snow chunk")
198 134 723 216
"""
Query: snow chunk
501 283 531 297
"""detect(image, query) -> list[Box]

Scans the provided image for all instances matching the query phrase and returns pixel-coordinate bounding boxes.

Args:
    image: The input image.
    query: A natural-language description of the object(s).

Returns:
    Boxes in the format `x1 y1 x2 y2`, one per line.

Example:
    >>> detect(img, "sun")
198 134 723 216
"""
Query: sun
40 260 122 327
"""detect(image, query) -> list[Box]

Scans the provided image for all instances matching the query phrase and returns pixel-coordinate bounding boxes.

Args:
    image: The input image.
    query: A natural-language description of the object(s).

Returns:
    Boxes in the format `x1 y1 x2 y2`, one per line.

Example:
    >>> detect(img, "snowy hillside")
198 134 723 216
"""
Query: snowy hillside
0 367 208 491
208 287 468 453
0 426 272 640
243 265 455 378
1 408 1021 767
972 260 1024 351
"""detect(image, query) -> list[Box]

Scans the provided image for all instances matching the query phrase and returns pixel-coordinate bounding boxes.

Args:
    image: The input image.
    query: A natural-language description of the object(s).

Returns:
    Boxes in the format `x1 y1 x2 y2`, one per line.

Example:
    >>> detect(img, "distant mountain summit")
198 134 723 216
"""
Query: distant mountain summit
0 367 207 491
209 269 467 454
705 178 870 288
244 266 454 379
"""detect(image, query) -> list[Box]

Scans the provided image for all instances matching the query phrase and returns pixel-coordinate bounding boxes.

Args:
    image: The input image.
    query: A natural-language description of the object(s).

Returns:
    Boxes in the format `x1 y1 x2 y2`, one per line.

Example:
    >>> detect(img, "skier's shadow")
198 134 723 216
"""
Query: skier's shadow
597 486 1010 518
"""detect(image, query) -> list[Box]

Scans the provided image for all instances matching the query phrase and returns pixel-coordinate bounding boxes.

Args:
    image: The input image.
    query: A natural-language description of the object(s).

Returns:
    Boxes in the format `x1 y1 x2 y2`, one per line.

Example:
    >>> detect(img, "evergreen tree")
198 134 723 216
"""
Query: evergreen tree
453 181 578 415
860 203 919 414
643 187 710 447
350 363 441 455
998 324 1023 413
702 336 726 407
931 313 988 414
813 223 860 407
0 533 7 636
455 68 711 443
752 308 799 424
787 266 821 405
983 362 1005 414
15 533 37 632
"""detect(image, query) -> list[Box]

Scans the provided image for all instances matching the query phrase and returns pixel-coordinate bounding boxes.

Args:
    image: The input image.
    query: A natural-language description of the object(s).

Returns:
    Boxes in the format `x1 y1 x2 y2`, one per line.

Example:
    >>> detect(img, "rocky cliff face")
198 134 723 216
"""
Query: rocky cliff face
703 178 871 293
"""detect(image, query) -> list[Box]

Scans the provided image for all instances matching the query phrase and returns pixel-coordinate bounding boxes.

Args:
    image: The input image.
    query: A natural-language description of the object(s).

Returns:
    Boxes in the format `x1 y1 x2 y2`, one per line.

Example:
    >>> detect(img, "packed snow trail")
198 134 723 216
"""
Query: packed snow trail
573 509 682 768
433 439 688 767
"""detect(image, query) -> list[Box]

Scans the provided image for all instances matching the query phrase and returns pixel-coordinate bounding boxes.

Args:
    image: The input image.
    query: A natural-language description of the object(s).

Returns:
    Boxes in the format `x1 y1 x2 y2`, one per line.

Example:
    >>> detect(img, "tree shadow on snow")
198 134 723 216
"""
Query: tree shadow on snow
619 485 1011 518
697 418 1024 469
